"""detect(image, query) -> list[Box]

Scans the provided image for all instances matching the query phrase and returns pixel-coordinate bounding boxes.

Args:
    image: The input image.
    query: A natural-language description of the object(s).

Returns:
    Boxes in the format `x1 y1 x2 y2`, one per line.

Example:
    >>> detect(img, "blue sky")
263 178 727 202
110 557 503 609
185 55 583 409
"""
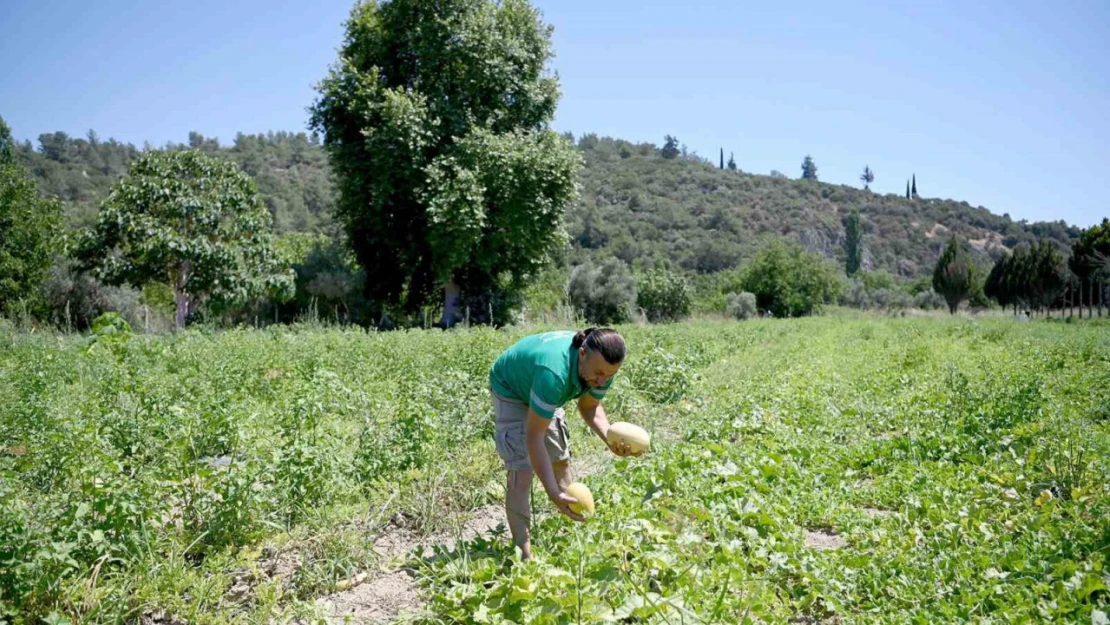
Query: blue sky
1 0 1107 227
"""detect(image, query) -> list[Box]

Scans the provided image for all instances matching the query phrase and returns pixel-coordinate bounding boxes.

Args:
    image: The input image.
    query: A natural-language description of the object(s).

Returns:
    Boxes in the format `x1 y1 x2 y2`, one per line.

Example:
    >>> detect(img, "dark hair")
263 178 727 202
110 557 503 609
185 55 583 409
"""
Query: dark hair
572 327 626 364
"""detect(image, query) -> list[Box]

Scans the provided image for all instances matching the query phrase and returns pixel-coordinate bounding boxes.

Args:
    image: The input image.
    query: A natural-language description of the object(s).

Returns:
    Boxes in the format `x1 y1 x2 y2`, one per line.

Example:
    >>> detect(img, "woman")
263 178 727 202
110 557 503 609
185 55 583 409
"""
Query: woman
488 327 640 560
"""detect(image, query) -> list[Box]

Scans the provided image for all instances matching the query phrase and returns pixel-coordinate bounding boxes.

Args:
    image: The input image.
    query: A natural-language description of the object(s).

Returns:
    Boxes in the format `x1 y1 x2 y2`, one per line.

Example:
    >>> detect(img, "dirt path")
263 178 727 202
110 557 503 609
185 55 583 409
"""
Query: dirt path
316 453 610 624
315 505 504 624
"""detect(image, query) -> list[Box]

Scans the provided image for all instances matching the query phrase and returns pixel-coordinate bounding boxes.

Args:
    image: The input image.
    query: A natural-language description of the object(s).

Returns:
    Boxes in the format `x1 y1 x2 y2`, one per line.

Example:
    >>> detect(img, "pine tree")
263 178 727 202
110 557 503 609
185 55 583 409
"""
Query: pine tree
859 165 874 191
933 237 976 314
727 152 737 171
845 209 862 276
661 135 680 160
801 155 818 181
905 180 911 199
1028 239 1067 317
912 174 918 198
720 148 724 170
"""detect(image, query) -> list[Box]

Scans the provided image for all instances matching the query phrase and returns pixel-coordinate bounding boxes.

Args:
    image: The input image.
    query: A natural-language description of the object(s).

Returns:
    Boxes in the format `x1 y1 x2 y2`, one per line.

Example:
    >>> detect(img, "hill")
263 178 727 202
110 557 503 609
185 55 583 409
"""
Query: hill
15 130 334 233
567 136 1079 277
15 128 1080 279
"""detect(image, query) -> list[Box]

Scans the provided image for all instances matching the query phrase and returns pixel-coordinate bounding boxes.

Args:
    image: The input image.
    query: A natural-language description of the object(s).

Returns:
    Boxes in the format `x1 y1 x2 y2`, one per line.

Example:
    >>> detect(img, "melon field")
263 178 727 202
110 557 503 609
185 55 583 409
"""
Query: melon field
2 315 1108 624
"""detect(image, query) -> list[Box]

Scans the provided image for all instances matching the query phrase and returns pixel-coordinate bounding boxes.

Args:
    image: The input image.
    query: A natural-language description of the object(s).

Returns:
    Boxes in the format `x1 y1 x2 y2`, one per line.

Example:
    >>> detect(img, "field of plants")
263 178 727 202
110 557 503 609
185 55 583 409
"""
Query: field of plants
2 314 1108 624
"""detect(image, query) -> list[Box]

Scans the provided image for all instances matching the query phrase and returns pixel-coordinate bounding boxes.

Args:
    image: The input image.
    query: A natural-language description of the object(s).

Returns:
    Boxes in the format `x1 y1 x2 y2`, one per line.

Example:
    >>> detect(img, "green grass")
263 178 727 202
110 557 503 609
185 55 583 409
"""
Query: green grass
1 316 1108 624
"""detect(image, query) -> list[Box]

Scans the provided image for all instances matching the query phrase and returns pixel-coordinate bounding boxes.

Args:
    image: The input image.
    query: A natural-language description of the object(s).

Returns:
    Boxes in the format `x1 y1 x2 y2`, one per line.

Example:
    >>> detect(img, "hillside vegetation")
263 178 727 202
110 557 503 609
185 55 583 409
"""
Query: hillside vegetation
15 130 1079 280
15 130 334 233
567 136 1078 277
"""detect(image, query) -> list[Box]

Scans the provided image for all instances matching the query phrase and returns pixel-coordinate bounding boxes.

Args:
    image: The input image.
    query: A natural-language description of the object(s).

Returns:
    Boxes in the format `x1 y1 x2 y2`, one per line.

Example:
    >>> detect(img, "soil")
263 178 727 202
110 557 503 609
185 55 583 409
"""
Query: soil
313 451 610 623
860 507 895 518
805 528 847 550
316 504 505 623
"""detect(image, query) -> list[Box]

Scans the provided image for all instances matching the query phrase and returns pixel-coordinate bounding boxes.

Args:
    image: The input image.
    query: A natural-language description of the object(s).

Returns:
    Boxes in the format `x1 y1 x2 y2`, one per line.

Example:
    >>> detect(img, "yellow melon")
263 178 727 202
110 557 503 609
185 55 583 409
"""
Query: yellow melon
607 421 651 454
565 482 595 516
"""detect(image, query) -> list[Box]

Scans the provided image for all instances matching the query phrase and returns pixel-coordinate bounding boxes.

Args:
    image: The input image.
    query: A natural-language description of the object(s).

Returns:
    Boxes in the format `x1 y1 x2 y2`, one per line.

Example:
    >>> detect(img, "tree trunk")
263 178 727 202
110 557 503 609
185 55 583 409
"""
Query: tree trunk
1079 280 1084 318
1089 278 1094 319
174 261 191 330
438 282 461 328
1100 280 1104 317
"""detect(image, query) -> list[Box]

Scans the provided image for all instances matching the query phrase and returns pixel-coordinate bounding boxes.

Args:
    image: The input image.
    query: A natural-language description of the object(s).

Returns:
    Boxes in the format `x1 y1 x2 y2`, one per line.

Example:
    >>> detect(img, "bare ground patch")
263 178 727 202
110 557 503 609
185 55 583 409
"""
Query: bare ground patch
314 451 611 623
316 569 423 624
140 610 188 625
315 504 505 624
805 528 847 551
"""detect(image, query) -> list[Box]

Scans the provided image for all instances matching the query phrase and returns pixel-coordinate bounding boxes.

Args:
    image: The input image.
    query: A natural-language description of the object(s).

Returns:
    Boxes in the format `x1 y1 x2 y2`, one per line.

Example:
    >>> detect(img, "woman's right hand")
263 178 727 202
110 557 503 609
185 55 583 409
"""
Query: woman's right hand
550 491 585 522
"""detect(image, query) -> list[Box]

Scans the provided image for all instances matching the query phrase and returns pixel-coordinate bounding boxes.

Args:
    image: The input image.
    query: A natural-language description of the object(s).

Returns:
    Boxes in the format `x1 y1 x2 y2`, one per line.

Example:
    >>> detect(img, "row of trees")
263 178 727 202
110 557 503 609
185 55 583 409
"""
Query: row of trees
718 148 738 171
931 219 1110 316
805 157 917 200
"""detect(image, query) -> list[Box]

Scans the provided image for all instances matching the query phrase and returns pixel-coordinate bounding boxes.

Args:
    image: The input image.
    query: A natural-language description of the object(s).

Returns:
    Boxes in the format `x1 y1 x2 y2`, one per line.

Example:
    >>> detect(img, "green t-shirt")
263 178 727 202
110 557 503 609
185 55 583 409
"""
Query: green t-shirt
489 330 614 419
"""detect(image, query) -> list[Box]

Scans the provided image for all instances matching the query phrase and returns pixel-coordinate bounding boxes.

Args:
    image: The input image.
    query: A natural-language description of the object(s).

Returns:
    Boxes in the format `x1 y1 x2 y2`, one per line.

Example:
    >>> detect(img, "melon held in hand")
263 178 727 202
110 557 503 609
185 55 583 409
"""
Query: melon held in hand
565 482 595 516
607 421 651 454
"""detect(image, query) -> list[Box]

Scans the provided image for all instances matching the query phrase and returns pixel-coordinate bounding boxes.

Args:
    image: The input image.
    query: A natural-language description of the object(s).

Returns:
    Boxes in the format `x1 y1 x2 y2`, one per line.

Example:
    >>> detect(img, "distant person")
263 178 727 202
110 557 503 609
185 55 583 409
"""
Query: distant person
487 327 640 560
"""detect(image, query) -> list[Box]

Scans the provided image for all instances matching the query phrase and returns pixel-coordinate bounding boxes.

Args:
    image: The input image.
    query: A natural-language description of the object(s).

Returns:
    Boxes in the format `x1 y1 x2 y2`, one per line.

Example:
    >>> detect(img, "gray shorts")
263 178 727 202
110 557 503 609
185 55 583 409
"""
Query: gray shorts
491 390 570 472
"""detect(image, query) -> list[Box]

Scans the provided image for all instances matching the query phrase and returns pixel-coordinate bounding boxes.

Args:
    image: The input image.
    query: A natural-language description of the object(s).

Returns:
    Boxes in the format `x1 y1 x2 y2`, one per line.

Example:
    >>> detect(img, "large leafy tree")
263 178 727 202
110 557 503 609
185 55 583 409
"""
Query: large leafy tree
0 116 61 314
742 238 842 317
0 117 14 164
77 150 293 328
933 236 976 314
309 0 581 325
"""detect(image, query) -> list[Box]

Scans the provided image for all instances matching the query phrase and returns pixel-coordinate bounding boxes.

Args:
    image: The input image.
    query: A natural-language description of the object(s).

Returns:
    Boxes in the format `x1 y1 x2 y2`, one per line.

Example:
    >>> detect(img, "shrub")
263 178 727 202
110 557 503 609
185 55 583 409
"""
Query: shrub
39 259 148 330
914 289 947 310
567 258 637 324
742 239 843 317
839 278 914 311
725 291 757 319
636 268 693 322
522 264 570 320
